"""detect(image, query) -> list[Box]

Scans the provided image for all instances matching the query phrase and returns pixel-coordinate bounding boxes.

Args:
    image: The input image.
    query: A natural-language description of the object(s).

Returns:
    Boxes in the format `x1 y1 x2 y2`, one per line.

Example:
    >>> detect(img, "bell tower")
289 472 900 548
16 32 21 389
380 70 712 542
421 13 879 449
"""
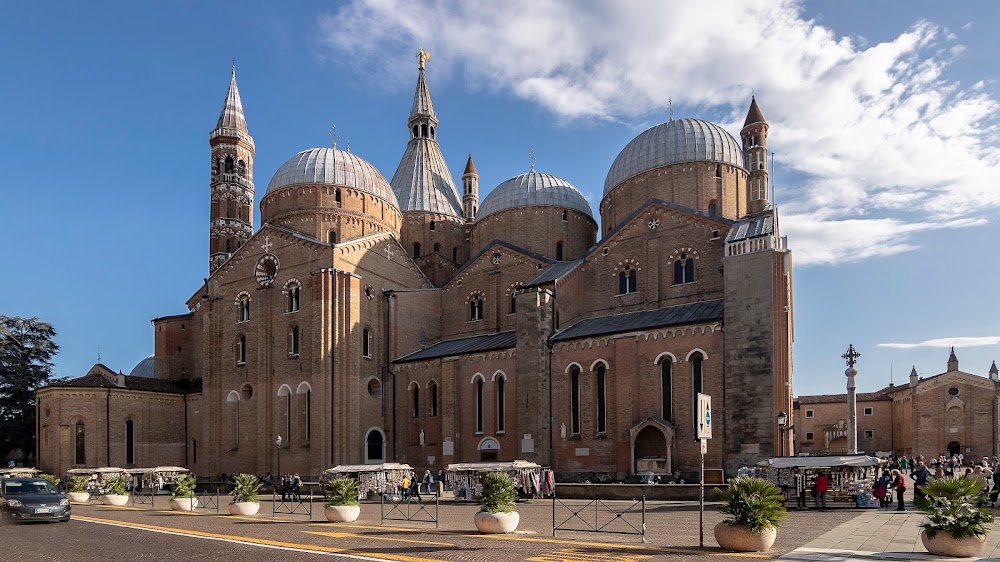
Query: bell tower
208 65 255 274
462 154 478 221
741 96 769 215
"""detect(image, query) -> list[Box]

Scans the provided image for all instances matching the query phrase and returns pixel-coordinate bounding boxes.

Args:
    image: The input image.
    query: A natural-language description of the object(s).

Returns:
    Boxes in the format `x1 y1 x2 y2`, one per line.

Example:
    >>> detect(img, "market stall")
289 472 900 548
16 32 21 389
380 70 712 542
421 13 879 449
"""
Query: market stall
66 467 127 495
125 466 190 493
0 467 41 478
445 460 554 501
754 455 887 508
324 463 414 500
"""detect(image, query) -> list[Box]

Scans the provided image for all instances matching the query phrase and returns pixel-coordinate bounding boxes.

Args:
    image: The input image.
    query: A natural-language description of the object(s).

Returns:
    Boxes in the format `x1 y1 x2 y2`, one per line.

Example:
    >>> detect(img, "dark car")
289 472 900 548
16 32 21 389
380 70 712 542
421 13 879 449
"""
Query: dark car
0 478 71 523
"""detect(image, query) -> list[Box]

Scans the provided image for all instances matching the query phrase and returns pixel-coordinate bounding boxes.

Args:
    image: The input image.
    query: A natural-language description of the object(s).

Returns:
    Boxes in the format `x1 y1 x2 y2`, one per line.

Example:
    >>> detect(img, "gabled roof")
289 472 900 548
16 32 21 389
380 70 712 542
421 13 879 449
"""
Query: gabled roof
395 331 516 364
524 259 583 288
595 198 734 256
796 388 894 405
551 299 724 342
42 371 201 395
444 240 554 286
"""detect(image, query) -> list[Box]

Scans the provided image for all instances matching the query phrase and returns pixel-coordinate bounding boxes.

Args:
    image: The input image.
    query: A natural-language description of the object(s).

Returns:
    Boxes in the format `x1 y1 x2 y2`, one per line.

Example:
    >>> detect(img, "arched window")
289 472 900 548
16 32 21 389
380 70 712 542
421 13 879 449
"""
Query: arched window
714 164 721 178
691 352 704 428
509 291 517 315
335 188 342 203
74 421 85 465
556 241 564 261
475 376 484 433
226 239 232 253
290 326 300 356
470 297 484 321
673 256 695 284
430 382 438 417
287 285 300 313
366 428 385 462
618 266 637 295
660 358 672 423
496 376 506 433
125 419 135 465
433 243 441 254
238 296 250 323
420 124 428 138
413 242 421 258
452 247 458 263
224 156 234 174
570 366 581 434
596 364 607 434
237 159 247 177
708 201 717 216
297 384 312 442
237 335 247 364
362 328 371 358
429 220 436 231
215 158 222 175
328 230 337 244
226 391 240 451
411 383 420 418
562 210 568 222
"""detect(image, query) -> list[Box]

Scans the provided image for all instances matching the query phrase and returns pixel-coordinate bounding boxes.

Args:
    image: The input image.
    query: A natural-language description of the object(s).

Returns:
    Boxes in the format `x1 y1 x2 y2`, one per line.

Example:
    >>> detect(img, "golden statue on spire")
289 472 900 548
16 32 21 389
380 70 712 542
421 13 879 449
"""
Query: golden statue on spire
416 48 430 70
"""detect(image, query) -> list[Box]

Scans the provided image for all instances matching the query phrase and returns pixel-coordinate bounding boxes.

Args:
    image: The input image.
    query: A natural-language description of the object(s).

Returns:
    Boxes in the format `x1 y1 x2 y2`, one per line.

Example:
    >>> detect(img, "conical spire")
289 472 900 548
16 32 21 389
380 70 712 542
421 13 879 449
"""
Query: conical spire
410 49 436 122
464 154 477 176
216 65 248 133
947 347 959 372
989 361 998 380
743 95 766 128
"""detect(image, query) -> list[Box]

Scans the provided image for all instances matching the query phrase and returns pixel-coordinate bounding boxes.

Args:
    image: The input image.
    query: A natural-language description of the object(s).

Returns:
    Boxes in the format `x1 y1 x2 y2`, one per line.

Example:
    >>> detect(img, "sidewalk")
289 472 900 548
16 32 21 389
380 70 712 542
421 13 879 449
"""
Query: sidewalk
779 510 1000 561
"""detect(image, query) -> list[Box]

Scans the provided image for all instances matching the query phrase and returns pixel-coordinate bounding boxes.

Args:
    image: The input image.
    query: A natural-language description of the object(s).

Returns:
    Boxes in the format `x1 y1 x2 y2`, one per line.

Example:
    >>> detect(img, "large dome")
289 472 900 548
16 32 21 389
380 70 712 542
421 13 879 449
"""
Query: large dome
129 355 155 378
478 171 593 220
603 118 745 196
266 147 399 207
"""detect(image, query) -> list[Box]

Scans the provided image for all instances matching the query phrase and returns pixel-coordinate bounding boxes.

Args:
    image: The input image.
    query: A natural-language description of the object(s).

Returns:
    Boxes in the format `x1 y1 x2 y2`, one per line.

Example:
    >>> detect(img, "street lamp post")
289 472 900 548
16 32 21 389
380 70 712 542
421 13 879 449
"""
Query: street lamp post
777 411 787 457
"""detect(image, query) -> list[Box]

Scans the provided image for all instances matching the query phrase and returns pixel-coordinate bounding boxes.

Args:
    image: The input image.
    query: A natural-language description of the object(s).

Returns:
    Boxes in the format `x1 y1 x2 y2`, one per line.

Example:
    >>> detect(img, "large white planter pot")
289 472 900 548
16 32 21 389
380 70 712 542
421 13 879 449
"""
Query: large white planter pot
229 502 260 516
325 505 361 523
102 494 130 506
169 497 199 511
920 529 987 558
474 511 520 534
714 522 777 553
66 492 90 503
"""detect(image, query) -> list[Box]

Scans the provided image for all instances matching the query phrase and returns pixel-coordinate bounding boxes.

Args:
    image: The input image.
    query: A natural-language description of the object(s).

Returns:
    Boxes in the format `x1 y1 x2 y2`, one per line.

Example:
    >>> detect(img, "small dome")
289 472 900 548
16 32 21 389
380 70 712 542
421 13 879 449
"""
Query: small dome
604 118 745 196
478 171 593 220
129 356 155 378
266 148 399 207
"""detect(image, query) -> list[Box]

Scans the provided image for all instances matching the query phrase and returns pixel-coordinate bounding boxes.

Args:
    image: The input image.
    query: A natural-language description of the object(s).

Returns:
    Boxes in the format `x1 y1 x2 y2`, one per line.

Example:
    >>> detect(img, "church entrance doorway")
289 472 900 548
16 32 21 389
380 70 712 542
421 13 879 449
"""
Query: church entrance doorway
948 441 961 457
479 437 499 461
365 428 385 463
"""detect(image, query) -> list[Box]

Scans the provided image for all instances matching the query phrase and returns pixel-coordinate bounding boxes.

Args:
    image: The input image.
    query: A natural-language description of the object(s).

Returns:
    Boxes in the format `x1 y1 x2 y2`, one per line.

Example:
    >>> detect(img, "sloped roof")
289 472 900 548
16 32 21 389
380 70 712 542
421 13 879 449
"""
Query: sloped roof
524 259 583 288
395 331 516 364
796 387 895 404
44 371 201 395
725 212 773 242
743 96 766 128
551 300 724 342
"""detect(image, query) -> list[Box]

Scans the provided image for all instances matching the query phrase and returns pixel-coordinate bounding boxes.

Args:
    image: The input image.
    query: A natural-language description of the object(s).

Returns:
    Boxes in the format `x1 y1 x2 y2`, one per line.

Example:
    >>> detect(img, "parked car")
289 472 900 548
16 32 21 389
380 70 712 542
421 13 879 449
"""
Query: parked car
0 478 71 523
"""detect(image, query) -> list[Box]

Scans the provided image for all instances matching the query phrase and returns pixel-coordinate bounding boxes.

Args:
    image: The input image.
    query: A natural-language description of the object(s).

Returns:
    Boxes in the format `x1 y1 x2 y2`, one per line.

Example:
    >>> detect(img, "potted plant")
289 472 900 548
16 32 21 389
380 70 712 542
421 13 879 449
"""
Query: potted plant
101 476 130 506
324 478 361 522
40 474 61 489
474 472 519 534
66 476 90 503
168 474 199 511
229 473 262 516
713 475 787 552
914 477 994 557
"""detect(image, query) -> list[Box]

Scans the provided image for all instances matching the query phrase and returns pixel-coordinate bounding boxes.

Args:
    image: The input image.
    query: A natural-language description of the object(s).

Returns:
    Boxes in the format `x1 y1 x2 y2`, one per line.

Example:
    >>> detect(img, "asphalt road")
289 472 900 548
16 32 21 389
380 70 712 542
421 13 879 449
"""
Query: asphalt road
0 499 859 562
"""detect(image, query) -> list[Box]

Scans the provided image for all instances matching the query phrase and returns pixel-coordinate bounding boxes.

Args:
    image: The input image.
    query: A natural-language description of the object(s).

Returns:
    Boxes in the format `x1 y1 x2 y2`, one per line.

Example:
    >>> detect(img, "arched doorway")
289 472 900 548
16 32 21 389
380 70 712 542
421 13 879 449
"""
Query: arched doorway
828 436 848 454
478 437 500 461
948 441 961 457
629 418 674 475
365 428 385 464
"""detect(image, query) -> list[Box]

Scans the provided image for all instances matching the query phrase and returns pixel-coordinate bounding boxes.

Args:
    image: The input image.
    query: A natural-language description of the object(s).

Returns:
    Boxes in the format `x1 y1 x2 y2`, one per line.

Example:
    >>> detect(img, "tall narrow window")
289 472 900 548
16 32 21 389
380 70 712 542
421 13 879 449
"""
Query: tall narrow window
305 389 311 440
429 220 436 231
125 419 135 465
192 438 197 464
708 202 717 215
413 243 421 258
74 421 85 465
238 160 247 177
412 384 420 418
562 210 568 221
287 286 300 312
285 392 292 442
470 298 484 321
691 352 704 429
335 188 342 203
290 326 300 356
596 365 607 433
452 247 458 262
239 298 250 322
237 335 247 364
328 230 337 244
556 241 564 261
496 376 506 432
661 358 673 423
224 156 234 174
509 291 517 315
674 256 695 284
618 266 637 294
433 243 441 254
362 328 371 358
430 383 438 417
367 429 385 462
475 378 484 433
570 367 581 434
714 164 722 178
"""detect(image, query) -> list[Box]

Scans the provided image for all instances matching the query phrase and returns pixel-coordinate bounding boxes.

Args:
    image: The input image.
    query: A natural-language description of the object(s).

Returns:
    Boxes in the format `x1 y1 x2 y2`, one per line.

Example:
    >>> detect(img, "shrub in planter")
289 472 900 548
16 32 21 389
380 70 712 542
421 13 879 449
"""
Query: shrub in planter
169 474 199 511
102 477 130 506
39 474 61 489
324 478 361 522
914 477 993 557
67 476 90 502
229 473 262 516
474 472 519 534
713 476 787 552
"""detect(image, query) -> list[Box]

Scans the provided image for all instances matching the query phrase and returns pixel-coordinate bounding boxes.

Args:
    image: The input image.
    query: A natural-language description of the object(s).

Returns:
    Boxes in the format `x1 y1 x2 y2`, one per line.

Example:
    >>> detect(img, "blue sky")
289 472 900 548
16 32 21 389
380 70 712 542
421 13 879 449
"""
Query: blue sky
1 1 998 397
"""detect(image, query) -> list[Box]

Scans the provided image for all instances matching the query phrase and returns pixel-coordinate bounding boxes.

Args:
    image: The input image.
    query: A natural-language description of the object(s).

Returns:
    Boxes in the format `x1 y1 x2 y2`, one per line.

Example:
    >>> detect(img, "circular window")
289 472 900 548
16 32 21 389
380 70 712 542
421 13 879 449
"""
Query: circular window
948 387 959 396
241 384 254 401
492 253 502 265
367 378 382 396
255 255 279 287
364 285 374 300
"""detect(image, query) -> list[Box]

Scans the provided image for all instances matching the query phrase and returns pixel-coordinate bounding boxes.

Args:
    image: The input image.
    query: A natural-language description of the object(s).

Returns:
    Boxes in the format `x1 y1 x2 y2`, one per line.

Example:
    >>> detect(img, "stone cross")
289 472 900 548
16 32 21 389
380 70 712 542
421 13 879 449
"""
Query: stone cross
261 236 274 253
842 344 861 368
384 244 394 261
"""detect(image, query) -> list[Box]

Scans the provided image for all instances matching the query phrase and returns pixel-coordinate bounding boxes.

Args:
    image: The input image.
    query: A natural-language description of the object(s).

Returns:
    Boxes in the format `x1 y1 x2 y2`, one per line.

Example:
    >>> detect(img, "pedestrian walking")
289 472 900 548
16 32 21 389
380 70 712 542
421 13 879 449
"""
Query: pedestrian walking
813 471 828 510
292 473 302 502
401 475 411 500
910 461 930 502
891 469 906 511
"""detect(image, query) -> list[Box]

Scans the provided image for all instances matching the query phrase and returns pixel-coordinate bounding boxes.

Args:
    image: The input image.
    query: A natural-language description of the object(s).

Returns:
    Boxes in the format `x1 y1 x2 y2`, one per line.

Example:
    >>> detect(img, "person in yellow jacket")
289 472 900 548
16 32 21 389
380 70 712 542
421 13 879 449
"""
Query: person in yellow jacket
401 476 411 500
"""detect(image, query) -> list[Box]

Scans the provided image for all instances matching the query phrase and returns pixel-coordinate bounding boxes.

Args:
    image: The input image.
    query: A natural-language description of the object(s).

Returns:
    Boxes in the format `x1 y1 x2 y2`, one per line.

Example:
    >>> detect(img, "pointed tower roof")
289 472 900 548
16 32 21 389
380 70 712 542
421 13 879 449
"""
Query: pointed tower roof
743 96 766 128
463 154 477 176
215 66 248 134
947 347 959 372
390 52 462 216
990 361 998 377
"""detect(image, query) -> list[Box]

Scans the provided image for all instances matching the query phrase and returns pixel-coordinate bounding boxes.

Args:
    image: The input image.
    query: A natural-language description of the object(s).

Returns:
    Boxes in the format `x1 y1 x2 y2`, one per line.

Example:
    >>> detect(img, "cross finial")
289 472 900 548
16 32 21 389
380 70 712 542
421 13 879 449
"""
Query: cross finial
328 125 338 149
529 147 536 171
416 48 430 71
232 58 236 74
346 140 351 153
668 97 673 121
842 344 861 368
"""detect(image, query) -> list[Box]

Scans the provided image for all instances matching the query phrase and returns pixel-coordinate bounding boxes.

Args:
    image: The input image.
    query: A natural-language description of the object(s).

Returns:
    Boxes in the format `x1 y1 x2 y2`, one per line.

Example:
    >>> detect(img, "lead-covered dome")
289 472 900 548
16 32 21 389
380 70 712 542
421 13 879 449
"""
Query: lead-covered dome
478 171 593 220
129 355 155 378
266 147 399 208
603 118 745 195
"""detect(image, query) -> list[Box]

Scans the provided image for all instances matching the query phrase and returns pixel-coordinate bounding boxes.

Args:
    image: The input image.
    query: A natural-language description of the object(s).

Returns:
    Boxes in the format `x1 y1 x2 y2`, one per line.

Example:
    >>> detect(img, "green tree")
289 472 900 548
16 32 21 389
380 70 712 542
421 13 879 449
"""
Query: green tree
0 316 61 463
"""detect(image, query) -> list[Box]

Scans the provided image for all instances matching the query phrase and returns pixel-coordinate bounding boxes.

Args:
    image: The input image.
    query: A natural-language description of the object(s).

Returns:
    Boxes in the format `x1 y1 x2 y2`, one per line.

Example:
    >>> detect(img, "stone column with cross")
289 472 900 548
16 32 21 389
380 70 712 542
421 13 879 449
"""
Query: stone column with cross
843 344 861 455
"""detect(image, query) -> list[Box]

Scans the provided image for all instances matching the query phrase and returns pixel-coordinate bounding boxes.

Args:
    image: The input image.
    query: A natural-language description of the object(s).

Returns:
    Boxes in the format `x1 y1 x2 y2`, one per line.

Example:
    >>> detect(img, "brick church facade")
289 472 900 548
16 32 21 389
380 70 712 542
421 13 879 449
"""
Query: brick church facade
37 54 794 480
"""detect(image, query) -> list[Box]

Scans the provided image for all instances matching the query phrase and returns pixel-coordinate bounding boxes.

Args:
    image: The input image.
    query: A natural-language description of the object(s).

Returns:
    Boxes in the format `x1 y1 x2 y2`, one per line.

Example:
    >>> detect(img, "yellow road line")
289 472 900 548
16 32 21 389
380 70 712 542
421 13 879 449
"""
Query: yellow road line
73 515 449 562
305 530 455 546
527 549 652 562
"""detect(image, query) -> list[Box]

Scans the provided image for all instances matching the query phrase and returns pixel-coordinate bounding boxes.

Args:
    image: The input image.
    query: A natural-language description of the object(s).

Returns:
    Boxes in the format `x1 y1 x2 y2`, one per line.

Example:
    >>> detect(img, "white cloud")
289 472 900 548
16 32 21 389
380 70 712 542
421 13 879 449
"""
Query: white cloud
879 337 1000 349
318 0 1000 266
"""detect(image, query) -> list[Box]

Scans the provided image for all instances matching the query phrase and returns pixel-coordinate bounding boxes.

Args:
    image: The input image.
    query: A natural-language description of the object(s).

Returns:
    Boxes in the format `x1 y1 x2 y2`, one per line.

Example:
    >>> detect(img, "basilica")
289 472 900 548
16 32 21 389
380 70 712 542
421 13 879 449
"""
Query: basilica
36 53 794 481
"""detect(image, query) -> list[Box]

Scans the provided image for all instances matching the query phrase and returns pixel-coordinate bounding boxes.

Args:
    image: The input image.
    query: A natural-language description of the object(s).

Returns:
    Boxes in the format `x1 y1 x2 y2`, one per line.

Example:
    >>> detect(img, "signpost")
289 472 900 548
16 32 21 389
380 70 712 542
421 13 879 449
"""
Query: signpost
697 393 712 547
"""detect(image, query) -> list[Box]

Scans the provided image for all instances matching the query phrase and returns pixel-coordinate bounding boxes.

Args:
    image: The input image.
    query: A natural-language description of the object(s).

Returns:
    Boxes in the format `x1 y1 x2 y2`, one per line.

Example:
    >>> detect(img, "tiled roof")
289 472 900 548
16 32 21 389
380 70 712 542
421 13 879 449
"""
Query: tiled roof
395 331 516 364
796 389 894 404
44 372 201 395
744 96 766 128
524 259 583 288
551 299 724 342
